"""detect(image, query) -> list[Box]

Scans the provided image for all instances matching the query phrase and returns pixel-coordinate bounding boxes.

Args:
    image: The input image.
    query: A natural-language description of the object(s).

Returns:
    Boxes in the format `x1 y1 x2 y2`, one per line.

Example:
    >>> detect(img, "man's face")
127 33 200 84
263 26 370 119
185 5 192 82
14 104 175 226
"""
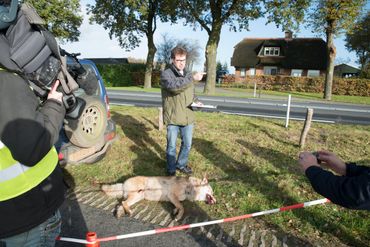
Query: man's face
173 54 186 71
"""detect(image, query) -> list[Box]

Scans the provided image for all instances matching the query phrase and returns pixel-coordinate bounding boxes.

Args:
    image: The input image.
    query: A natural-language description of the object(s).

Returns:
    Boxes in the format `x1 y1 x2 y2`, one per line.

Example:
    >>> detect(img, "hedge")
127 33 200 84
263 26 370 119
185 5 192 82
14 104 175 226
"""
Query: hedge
221 75 370 96
95 63 162 88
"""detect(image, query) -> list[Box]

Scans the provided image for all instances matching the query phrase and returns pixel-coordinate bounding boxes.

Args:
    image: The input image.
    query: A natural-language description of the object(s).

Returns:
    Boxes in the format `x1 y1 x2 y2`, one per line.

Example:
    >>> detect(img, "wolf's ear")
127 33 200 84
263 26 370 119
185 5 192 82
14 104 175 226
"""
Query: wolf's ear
201 173 208 184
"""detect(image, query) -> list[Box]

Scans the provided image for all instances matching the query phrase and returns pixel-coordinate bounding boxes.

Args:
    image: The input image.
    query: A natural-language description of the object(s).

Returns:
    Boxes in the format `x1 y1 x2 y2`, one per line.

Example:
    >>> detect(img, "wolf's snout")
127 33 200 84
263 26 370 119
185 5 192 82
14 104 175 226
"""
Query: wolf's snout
206 194 216 204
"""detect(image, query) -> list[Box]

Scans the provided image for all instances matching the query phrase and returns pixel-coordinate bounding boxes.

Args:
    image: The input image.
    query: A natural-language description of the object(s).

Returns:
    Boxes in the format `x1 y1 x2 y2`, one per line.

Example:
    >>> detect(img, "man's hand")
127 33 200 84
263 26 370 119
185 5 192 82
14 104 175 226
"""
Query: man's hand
47 80 63 103
193 72 206 81
316 150 347 175
298 151 320 172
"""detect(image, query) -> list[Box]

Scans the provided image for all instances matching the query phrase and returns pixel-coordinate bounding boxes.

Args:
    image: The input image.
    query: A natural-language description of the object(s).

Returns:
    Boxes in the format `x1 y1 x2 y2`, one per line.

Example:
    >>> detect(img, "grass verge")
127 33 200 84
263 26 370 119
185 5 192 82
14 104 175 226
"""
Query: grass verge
65 105 370 246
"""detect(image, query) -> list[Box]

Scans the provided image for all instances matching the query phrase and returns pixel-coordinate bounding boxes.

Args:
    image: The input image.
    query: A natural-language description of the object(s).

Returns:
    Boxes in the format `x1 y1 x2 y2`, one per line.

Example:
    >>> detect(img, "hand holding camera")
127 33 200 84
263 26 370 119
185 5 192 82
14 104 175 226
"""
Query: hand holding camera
47 80 63 103
313 151 347 176
298 151 320 172
298 150 347 175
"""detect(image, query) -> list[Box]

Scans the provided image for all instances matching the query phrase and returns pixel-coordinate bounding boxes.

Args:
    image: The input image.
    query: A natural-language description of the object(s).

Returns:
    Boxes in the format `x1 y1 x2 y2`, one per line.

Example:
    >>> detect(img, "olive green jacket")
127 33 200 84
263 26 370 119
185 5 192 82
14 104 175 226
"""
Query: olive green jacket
161 65 195 126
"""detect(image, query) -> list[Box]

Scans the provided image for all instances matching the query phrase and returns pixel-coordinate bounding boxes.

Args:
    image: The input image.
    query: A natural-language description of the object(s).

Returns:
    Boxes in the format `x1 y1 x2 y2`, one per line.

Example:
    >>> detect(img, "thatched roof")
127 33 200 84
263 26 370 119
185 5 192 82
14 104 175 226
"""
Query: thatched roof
231 38 327 70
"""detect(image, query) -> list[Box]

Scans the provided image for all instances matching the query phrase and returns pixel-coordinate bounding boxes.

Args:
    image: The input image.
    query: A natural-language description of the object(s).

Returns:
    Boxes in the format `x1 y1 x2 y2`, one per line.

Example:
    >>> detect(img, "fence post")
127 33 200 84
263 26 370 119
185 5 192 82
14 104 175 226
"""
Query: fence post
299 108 314 148
158 107 163 131
285 94 291 128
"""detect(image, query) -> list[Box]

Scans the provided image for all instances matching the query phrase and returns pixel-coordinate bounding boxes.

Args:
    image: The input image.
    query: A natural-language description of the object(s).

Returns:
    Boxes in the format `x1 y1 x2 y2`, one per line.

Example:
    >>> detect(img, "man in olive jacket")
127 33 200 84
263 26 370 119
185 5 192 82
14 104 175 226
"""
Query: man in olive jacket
161 46 204 176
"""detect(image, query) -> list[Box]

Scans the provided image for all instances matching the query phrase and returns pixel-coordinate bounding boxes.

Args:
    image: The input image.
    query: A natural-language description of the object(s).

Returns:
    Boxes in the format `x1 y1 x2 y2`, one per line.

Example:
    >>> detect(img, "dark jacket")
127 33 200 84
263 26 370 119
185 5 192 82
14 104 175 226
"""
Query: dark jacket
306 163 370 210
0 71 66 238
160 64 195 126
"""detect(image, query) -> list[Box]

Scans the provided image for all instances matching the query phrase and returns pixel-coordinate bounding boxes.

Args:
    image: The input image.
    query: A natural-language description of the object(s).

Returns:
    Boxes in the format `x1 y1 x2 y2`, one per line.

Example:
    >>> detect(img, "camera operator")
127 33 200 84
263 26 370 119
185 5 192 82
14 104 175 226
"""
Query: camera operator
0 1 67 246
298 150 370 210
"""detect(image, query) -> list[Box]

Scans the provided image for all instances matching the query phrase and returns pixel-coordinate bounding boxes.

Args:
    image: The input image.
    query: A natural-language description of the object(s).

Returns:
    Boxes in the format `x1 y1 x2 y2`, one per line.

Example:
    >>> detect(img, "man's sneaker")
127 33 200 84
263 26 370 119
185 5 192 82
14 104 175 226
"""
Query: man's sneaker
177 166 192 175
167 170 176 176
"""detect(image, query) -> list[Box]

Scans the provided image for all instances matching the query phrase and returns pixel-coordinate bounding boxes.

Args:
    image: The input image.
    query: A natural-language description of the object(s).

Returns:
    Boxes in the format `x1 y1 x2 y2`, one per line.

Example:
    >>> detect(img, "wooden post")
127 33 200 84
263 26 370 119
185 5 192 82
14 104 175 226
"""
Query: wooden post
158 107 163 131
258 86 261 98
299 108 314 148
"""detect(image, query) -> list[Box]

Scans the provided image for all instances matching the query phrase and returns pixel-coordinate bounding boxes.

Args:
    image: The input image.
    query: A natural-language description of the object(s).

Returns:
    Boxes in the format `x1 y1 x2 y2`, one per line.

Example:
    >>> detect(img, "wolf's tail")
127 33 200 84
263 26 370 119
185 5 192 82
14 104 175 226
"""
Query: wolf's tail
101 183 124 198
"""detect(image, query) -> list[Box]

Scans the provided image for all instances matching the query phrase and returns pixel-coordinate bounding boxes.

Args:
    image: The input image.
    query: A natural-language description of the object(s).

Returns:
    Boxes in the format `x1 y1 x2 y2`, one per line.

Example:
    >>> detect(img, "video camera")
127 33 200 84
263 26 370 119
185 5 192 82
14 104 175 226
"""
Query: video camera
0 1 84 119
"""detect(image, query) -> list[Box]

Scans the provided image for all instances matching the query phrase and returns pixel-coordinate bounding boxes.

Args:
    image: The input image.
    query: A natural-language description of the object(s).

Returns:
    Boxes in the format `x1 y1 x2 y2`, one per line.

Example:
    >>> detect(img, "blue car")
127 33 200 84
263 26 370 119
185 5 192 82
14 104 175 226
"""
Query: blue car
57 53 117 165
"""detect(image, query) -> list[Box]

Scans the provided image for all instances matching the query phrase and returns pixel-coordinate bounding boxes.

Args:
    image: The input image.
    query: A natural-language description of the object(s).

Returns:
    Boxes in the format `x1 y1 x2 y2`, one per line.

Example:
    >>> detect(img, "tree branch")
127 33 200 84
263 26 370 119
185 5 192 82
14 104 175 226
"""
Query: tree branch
183 0 212 34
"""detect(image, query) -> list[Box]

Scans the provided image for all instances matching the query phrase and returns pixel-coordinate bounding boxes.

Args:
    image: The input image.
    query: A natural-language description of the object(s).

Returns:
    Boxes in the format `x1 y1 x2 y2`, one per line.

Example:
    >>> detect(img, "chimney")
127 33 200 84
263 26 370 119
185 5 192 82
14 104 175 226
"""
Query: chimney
285 30 293 39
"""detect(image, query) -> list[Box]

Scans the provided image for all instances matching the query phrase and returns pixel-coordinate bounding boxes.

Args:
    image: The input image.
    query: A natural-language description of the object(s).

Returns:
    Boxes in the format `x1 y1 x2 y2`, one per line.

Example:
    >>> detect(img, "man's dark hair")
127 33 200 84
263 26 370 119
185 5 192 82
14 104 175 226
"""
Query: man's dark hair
171 46 187 59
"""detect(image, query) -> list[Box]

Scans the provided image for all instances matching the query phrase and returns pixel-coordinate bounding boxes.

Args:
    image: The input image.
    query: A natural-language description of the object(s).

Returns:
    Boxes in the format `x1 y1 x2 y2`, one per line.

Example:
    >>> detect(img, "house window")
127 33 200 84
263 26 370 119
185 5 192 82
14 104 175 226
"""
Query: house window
291 69 303 77
249 68 256 76
240 68 246 77
307 70 320 77
264 66 278 75
264 47 280 56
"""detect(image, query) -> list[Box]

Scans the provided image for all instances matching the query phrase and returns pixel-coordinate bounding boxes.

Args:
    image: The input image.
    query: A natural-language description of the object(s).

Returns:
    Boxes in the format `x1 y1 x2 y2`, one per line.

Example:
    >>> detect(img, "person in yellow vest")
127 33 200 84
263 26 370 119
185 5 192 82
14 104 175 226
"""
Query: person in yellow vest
1 1 67 245
0 69 66 246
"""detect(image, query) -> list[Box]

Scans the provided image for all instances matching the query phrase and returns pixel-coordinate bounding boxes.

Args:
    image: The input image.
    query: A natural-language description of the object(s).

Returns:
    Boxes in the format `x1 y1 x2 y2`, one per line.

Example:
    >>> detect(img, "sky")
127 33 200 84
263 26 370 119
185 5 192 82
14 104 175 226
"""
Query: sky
62 1 370 73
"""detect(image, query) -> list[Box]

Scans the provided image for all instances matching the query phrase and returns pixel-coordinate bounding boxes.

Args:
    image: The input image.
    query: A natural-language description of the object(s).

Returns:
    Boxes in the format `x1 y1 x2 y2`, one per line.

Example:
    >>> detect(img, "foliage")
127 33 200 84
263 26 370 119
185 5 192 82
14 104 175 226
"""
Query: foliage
87 0 172 51
265 0 310 32
306 0 366 37
178 0 264 94
96 63 145 87
362 63 370 79
96 63 162 88
180 1 263 33
345 11 370 78
221 75 370 96
24 0 83 43
216 61 228 72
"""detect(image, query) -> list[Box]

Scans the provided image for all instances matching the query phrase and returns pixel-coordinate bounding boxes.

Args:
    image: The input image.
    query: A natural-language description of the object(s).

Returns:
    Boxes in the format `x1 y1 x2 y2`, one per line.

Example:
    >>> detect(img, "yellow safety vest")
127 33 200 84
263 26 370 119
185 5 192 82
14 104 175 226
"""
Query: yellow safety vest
0 140 58 201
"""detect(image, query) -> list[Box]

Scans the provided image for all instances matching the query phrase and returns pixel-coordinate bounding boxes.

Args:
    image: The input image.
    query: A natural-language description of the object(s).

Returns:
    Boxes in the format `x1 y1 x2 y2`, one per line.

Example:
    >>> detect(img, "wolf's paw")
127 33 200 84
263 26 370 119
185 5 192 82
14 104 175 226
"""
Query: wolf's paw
175 214 182 221
114 205 125 218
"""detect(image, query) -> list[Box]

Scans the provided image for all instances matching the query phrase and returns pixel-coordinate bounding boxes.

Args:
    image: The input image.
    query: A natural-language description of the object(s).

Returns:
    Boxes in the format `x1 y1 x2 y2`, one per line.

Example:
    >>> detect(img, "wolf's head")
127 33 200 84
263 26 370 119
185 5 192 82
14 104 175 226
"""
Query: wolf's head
192 177 216 204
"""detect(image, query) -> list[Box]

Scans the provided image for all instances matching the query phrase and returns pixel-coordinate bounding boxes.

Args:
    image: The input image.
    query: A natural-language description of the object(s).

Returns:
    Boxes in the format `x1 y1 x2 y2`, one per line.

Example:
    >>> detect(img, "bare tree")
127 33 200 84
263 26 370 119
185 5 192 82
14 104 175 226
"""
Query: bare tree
156 34 202 72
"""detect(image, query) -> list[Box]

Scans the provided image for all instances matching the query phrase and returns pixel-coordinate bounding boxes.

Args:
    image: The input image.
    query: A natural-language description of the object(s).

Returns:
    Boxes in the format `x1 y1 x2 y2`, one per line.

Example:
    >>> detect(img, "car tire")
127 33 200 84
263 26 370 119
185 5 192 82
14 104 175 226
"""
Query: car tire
64 95 107 148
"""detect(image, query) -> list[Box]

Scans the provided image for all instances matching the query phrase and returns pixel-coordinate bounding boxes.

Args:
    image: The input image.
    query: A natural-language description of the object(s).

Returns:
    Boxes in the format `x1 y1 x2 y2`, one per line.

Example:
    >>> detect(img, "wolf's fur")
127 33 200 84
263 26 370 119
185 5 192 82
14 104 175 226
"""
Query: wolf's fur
101 176 216 220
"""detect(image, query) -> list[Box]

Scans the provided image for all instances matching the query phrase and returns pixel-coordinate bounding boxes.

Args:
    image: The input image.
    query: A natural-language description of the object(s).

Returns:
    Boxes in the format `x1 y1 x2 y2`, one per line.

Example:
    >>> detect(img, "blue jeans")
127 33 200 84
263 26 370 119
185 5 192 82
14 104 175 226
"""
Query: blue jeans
0 210 61 247
166 124 193 173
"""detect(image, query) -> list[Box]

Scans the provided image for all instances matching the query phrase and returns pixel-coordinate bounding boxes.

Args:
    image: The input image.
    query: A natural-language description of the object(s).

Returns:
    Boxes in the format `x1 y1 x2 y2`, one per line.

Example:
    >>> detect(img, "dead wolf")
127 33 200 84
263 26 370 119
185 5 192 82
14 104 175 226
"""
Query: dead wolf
101 176 216 220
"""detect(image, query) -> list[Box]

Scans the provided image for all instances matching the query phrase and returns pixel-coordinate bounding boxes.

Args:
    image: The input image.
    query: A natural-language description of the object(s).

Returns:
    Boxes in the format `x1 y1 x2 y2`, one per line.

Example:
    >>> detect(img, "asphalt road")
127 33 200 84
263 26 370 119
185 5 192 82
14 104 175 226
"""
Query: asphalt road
106 89 370 125
55 189 318 247
56 198 205 247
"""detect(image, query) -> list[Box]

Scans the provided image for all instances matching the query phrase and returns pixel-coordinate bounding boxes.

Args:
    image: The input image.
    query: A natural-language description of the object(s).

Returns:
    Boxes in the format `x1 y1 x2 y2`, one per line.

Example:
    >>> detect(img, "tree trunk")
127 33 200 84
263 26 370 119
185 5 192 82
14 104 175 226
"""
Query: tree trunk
324 29 336 100
203 27 221 95
144 33 156 88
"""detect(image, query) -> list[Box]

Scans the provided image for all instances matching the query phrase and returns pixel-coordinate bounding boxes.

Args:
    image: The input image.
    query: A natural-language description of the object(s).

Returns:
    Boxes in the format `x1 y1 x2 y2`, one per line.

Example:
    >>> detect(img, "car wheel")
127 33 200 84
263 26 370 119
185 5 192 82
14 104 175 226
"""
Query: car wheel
64 96 107 148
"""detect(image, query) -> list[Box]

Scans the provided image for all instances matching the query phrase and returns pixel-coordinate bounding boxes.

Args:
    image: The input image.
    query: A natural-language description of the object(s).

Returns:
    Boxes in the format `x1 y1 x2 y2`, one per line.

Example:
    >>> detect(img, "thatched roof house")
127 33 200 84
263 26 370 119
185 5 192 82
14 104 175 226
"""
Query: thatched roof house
231 31 327 79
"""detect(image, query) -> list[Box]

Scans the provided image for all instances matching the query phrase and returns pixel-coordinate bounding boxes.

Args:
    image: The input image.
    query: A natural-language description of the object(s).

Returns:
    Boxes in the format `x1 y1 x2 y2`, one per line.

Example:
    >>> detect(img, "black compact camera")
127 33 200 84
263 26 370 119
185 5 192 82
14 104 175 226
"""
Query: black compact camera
312 152 321 164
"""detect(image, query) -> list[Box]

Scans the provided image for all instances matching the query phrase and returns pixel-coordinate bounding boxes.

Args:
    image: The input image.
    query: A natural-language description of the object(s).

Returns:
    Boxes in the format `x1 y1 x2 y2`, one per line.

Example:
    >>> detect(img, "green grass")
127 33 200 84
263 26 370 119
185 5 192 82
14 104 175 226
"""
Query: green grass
107 86 370 105
64 105 370 246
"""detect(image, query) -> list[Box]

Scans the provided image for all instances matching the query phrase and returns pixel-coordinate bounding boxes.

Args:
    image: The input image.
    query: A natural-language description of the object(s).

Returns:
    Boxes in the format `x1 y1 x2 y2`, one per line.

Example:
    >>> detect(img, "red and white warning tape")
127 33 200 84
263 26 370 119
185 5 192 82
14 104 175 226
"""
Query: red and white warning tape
56 198 330 245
